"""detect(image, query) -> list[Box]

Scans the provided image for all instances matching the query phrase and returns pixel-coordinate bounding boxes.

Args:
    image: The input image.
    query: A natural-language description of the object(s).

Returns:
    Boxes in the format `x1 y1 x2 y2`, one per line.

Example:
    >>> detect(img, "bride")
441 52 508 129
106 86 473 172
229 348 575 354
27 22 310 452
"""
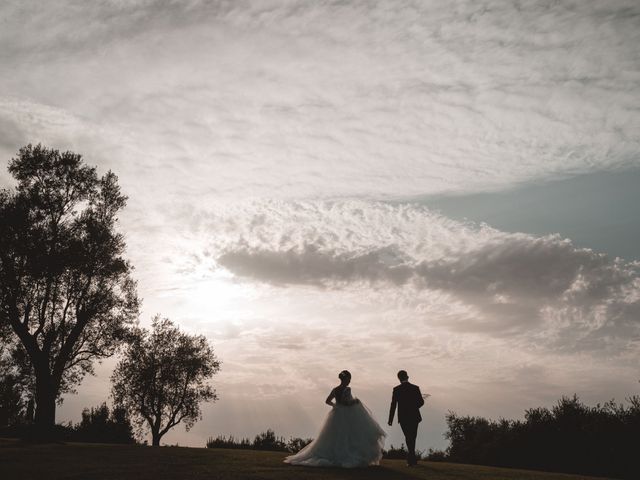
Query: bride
284 370 386 468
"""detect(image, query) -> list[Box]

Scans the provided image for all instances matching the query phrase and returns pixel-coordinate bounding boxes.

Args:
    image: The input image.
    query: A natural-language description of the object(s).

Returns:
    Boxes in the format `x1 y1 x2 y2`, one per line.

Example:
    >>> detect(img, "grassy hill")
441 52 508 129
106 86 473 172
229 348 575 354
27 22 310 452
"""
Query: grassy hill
0 438 612 480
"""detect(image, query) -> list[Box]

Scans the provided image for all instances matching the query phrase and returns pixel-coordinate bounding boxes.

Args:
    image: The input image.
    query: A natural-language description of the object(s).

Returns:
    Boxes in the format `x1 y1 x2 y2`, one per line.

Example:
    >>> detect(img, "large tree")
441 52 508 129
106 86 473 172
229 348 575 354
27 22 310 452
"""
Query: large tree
112 316 220 446
0 144 139 434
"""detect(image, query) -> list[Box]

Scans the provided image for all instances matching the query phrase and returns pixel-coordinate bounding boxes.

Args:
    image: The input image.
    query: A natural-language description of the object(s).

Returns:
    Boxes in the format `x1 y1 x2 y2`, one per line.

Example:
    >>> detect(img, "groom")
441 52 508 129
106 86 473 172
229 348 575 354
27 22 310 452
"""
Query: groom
388 370 425 466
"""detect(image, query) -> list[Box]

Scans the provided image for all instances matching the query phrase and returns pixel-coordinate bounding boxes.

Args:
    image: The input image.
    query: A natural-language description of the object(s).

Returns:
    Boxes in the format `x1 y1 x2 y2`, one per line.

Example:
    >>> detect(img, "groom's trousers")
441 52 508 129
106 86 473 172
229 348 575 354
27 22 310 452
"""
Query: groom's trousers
400 421 419 463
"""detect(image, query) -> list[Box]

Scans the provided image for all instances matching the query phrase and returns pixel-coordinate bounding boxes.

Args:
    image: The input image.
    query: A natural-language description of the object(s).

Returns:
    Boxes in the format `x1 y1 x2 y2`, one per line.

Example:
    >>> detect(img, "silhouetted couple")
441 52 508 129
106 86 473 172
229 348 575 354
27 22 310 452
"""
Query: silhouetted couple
284 369 424 468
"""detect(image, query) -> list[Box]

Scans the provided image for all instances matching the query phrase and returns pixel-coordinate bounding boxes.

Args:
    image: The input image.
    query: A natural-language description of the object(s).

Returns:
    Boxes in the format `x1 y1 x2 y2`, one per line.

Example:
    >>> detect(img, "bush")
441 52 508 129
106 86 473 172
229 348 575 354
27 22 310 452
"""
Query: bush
252 429 286 451
206 435 252 449
442 395 640 479
0 374 28 427
383 443 424 460
206 430 313 453
0 422 75 442
0 402 135 444
425 448 447 462
74 403 135 444
286 436 313 453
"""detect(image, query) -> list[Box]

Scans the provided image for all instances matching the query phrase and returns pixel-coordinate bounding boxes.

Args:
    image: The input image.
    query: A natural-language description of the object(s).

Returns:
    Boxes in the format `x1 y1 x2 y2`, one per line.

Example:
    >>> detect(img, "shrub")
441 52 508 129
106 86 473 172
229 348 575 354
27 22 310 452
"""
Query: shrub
286 437 313 453
206 435 252 449
252 429 287 451
425 448 447 462
74 403 135 444
383 443 424 460
206 430 312 453
443 395 640 479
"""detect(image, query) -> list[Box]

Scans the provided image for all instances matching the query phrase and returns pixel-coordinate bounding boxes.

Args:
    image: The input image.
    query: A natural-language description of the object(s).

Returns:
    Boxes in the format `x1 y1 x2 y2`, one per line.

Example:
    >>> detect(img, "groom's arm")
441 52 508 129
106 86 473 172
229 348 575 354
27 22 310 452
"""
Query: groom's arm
416 386 425 408
388 389 397 426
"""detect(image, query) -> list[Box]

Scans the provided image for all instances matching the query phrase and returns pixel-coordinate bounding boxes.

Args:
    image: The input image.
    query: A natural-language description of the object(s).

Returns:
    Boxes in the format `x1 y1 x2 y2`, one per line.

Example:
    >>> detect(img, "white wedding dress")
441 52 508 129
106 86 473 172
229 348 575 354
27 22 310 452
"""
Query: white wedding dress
284 386 386 468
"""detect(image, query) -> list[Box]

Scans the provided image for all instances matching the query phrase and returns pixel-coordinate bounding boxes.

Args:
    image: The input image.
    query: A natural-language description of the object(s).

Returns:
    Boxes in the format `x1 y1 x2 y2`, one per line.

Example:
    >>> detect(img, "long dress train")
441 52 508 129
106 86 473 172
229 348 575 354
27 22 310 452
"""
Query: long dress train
284 386 386 468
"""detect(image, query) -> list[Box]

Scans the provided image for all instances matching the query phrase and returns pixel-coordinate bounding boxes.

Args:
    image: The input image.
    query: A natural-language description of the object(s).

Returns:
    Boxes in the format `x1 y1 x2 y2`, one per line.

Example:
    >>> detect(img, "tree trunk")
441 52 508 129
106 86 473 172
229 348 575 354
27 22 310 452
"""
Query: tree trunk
34 388 56 426
33 366 57 440
25 397 35 423
152 429 162 447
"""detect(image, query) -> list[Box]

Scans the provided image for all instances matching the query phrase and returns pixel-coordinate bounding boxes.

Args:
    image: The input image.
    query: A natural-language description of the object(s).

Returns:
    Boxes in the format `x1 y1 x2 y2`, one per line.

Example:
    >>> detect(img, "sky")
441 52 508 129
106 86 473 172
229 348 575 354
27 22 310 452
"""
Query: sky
1 0 639 450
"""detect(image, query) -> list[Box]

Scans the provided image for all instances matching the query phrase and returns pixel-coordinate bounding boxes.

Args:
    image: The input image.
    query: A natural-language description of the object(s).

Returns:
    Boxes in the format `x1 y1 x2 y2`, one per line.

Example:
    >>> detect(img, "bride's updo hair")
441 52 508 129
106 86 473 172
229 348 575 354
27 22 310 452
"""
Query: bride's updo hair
338 370 351 381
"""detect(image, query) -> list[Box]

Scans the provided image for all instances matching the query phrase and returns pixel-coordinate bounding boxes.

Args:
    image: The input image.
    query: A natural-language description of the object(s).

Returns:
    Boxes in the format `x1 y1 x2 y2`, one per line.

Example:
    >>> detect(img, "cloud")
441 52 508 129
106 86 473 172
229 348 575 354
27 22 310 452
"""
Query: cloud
1 0 639 202
218 245 414 286
209 200 640 351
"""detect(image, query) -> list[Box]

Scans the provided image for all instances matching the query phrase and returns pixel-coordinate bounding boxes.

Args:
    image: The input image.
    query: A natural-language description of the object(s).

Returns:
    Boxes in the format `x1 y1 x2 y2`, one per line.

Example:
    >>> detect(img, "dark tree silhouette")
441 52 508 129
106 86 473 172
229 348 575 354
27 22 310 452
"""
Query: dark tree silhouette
0 335 37 427
0 339 33 427
285 436 313 453
111 316 220 446
205 430 312 453
443 395 640 479
0 144 139 436
0 369 26 427
252 429 286 451
74 402 135 444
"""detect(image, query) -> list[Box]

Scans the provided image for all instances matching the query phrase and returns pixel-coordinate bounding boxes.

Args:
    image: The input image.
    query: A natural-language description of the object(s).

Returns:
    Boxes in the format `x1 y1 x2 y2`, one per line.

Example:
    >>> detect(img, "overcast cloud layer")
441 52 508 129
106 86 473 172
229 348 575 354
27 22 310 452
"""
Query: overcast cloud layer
1 0 639 200
1 0 639 449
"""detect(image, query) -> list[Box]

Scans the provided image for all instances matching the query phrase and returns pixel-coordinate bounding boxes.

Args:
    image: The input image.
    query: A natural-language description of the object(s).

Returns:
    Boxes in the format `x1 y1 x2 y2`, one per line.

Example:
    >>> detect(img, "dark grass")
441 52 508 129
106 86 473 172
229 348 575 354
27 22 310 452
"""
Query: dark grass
0 438 613 480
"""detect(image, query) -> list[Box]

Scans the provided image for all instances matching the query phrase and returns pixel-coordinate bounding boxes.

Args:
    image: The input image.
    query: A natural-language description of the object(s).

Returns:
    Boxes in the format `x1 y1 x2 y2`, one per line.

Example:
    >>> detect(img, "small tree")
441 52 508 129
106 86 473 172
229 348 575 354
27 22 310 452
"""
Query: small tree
0 144 139 435
112 316 220 446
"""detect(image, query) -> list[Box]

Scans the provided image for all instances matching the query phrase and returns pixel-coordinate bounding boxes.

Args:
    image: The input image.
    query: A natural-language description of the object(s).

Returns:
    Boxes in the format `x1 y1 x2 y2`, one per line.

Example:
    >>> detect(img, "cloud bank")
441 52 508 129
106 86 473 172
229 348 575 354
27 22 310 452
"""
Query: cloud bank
210 200 640 352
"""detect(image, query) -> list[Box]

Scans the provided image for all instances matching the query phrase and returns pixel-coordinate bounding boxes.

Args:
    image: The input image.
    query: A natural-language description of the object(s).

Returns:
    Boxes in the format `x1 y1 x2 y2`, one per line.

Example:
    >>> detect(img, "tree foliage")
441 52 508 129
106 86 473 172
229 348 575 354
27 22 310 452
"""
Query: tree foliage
0 144 139 432
0 339 34 426
112 316 220 446
443 395 640 479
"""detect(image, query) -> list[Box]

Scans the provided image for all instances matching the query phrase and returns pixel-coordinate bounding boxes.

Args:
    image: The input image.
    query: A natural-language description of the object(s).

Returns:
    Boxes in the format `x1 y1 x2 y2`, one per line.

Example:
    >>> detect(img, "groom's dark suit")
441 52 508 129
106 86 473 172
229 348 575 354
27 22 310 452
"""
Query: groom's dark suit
388 382 424 465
